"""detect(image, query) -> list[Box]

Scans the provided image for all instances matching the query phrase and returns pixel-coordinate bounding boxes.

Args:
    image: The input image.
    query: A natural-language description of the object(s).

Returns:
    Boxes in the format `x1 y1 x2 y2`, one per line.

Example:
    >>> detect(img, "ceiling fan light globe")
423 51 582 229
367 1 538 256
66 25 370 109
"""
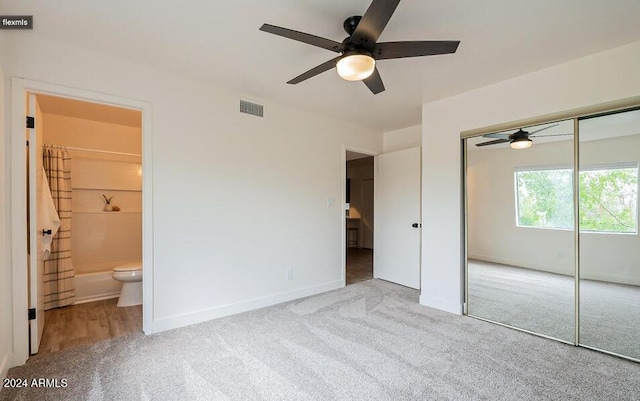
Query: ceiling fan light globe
510 138 533 149
336 54 376 81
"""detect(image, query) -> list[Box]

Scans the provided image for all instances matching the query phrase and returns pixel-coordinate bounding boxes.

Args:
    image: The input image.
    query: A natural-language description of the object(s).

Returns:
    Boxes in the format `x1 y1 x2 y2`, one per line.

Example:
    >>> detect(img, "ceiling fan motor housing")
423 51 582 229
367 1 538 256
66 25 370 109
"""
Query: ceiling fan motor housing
509 129 529 140
343 16 362 36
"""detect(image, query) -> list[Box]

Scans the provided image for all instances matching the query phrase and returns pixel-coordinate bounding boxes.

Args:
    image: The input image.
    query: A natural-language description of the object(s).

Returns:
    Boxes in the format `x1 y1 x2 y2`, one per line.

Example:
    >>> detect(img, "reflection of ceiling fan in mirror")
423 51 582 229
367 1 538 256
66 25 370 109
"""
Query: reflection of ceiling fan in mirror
476 124 573 149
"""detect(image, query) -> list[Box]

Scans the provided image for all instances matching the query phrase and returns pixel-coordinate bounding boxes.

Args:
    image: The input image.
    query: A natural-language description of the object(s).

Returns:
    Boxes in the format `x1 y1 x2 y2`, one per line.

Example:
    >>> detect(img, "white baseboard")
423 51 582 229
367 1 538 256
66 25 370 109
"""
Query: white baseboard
468 253 571 276
149 280 345 334
582 271 640 286
469 254 640 286
419 294 462 315
0 353 9 383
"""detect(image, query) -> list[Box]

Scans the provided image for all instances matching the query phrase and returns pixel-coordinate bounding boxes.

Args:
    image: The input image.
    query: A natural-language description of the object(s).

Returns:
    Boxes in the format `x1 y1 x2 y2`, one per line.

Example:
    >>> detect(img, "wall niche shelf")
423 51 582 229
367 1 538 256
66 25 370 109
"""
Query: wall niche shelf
72 187 142 192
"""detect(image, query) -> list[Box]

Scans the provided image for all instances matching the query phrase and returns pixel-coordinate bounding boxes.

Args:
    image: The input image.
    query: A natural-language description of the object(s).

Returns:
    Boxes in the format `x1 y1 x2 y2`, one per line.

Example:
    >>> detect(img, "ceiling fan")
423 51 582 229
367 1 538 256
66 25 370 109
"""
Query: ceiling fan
476 124 573 149
259 0 460 94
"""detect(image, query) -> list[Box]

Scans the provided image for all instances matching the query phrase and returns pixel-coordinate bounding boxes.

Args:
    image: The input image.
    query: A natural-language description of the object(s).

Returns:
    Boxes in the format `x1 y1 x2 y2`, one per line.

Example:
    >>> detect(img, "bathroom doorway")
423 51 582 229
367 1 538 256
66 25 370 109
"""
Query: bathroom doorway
345 150 375 285
24 91 144 356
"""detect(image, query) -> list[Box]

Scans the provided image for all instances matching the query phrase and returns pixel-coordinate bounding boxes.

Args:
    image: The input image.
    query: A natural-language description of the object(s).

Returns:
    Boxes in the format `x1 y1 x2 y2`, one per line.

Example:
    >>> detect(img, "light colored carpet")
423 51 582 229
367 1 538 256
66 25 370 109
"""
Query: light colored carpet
2 279 639 401
468 260 640 360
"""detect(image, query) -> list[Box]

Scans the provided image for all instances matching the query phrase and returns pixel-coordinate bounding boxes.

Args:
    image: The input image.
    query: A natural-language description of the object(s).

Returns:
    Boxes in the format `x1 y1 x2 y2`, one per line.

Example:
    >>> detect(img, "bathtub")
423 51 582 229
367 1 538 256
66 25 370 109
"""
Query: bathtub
74 271 122 304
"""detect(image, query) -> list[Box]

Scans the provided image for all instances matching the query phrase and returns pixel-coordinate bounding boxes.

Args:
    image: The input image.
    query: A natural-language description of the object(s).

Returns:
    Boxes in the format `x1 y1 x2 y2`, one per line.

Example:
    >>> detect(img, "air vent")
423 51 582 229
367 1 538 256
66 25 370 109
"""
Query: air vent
240 100 264 117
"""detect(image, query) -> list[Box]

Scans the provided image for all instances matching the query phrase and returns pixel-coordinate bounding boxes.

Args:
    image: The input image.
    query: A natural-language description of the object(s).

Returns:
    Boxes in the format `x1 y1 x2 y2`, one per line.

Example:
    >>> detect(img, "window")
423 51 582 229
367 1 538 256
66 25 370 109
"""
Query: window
516 168 574 230
579 165 638 233
515 164 638 233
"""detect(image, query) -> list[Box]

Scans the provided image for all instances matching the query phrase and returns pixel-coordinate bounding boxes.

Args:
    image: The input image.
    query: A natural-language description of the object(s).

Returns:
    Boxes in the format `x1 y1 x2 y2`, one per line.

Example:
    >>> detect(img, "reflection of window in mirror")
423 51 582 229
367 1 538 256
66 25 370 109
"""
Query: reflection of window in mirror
514 164 638 233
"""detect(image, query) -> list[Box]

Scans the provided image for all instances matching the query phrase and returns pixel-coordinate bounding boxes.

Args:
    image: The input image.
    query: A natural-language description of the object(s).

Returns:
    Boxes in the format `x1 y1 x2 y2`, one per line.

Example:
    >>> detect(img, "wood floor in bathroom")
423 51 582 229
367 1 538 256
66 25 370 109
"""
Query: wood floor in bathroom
37 298 142 356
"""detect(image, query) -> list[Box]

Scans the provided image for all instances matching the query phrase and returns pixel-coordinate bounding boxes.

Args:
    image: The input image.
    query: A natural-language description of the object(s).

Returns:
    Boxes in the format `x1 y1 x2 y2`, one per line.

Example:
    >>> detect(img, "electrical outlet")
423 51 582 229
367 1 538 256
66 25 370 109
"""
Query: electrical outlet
285 268 293 281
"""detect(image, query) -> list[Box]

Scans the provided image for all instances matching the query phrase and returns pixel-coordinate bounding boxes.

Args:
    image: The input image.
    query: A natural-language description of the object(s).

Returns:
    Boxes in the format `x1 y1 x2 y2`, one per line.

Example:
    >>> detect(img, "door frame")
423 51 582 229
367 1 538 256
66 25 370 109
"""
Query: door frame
27 93 46 354
342 145 378 285
10 78 153 365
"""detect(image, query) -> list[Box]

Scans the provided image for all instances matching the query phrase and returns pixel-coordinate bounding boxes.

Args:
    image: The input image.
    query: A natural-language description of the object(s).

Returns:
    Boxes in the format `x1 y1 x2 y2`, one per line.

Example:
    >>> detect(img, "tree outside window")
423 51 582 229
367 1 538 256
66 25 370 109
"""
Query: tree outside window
516 165 638 233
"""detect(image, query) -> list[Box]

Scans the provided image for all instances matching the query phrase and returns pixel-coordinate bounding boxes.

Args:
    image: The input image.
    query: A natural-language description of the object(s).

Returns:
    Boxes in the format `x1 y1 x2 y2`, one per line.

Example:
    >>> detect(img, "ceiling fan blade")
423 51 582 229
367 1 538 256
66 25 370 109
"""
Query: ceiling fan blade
363 67 385 94
482 133 511 139
287 56 342 85
260 24 344 52
528 123 558 135
475 138 510 147
374 41 460 59
350 0 401 47
484 123 560 139
530 133 574 138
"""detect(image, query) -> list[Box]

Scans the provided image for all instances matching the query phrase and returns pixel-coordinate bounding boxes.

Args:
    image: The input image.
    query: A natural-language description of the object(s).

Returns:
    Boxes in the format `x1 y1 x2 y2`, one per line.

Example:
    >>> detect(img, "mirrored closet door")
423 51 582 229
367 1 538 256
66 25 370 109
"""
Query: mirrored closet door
466 120 575 343
578 108 640 360
464 101 640 362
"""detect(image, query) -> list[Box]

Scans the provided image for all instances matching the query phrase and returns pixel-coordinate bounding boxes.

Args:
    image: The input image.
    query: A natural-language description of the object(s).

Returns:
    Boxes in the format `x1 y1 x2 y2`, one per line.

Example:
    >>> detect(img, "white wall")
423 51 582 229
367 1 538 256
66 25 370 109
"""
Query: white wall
383 125 421 153
0 35 12 380
421 40 640 314
2 32 382 352
468 134 640 285
467 139 574 276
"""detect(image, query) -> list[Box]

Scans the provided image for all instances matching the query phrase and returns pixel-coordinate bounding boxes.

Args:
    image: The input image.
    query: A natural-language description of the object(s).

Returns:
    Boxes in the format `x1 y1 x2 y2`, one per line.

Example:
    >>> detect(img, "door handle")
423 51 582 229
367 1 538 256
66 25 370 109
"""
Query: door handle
42 229 52 236
412 223 422 228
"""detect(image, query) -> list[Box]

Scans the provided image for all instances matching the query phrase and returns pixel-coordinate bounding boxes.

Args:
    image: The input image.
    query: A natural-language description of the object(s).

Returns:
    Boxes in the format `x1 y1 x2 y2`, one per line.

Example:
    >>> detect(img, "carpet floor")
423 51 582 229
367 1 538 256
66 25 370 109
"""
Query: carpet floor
468 260 640 360
2 279 639 401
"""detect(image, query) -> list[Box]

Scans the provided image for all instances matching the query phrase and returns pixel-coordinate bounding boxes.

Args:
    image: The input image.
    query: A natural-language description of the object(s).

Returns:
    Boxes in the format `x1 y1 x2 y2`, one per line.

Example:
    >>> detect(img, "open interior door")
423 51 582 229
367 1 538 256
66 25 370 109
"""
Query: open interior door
374 146 421 289
27 92 46 354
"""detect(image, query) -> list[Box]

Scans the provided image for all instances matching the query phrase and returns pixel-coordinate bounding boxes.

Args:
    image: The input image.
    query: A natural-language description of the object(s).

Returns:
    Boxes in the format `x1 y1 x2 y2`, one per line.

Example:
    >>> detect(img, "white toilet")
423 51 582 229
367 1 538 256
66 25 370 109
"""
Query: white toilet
112 262 143 307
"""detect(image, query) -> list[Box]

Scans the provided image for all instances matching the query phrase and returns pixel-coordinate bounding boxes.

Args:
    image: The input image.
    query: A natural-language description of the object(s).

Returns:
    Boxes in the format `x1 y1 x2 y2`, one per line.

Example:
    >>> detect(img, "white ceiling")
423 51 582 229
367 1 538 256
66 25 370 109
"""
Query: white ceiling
5 0 640 132
36 94 142 127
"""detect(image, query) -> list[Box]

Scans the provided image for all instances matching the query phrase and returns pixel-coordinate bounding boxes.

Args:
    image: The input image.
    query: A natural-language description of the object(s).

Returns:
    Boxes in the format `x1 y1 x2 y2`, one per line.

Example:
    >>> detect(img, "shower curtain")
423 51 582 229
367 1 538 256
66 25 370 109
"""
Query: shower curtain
43 145 76 309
